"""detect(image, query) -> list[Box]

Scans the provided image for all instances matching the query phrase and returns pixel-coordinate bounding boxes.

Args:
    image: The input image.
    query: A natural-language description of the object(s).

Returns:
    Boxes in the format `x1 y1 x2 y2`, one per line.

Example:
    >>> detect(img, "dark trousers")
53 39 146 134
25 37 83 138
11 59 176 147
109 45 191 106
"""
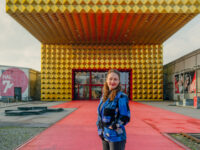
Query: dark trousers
102 140 126 150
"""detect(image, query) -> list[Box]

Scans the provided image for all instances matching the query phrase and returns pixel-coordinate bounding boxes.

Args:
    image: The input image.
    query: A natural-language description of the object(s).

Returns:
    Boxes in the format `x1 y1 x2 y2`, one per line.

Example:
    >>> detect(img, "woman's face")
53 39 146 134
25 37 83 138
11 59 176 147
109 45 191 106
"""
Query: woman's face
106 72 120 90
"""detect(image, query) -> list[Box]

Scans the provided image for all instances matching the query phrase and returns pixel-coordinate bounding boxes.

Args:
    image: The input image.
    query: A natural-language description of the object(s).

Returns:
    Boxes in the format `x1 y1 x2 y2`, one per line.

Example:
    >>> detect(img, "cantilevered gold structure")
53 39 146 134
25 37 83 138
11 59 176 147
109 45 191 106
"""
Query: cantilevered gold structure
6 0 200 101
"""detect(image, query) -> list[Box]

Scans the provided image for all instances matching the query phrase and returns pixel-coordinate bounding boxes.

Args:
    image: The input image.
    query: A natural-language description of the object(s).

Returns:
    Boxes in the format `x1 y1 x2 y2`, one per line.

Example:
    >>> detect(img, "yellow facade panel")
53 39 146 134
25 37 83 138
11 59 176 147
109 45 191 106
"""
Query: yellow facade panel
41 44 163 101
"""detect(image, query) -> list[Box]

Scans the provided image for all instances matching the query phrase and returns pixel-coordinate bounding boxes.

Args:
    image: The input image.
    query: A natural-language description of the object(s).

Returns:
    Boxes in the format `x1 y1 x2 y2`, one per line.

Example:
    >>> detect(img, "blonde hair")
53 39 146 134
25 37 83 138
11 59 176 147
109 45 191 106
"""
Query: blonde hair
102 69 121 102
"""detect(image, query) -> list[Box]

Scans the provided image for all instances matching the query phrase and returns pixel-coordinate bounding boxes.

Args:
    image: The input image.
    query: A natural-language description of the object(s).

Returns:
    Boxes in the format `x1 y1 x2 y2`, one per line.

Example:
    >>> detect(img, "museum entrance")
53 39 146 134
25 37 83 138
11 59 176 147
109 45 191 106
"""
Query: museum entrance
73 70 130 100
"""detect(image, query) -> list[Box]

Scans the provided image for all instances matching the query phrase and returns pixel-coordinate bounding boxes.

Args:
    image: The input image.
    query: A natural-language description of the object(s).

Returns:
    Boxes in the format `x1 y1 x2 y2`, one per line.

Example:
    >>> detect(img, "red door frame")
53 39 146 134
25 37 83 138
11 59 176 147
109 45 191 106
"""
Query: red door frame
72 69 132 100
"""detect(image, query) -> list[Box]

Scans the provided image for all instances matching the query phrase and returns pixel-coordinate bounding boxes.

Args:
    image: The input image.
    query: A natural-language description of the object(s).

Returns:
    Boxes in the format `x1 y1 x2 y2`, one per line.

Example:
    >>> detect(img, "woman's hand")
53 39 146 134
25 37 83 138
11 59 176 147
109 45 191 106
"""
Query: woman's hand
108 126 113 129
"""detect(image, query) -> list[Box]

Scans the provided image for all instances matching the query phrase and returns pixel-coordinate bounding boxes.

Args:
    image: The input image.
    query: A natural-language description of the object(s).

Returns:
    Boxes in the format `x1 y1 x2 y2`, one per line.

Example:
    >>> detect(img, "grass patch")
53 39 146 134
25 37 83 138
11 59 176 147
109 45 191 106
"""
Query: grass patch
170 133 200 150
0 126 46 150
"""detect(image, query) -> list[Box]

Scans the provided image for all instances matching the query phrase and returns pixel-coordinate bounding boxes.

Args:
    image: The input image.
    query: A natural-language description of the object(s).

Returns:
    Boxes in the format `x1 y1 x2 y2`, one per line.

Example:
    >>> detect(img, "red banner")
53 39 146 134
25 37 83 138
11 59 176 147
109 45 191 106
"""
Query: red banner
175 71 196 94
189 72 196 93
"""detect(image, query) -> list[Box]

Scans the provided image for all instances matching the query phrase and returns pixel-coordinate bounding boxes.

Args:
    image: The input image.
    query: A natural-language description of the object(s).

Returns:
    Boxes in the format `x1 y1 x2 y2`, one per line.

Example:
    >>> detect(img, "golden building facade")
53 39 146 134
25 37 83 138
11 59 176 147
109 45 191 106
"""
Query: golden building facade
6 0 200 101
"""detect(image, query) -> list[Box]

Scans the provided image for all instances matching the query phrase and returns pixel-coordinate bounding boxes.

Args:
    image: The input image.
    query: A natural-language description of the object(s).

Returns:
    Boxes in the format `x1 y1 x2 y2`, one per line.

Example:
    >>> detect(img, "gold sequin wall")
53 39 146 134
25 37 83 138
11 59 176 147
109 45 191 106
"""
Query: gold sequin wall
41 44 163 101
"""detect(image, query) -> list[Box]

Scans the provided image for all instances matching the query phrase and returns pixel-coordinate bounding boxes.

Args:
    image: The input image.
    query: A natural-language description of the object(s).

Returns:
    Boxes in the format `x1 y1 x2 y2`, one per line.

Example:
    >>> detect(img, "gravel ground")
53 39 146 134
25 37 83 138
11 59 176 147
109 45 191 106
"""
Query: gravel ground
0 126 46 150
0 101 69 150
170 133 200 150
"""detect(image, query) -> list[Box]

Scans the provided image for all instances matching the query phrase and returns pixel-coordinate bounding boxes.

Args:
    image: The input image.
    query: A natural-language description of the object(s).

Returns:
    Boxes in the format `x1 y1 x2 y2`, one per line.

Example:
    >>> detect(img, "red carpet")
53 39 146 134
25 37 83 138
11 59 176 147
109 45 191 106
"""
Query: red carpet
17 101 200 150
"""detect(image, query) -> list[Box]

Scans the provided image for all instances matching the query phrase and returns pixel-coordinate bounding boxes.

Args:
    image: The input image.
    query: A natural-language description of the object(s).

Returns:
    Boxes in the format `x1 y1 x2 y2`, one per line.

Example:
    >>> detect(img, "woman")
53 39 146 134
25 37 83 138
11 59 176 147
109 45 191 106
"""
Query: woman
97 69 130 150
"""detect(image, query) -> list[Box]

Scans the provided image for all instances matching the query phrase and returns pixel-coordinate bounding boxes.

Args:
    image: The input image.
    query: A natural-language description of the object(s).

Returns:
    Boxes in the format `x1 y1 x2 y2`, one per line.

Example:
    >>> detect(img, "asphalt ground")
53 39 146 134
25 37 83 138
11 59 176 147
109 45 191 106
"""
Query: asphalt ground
140 101 200 119
0 101 76 127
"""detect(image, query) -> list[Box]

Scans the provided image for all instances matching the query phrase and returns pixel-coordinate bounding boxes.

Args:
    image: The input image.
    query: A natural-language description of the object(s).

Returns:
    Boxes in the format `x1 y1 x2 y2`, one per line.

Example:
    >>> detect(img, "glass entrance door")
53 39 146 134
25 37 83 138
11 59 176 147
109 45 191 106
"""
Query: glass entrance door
91 72 107 99
74 72 90 100
74 70 130 100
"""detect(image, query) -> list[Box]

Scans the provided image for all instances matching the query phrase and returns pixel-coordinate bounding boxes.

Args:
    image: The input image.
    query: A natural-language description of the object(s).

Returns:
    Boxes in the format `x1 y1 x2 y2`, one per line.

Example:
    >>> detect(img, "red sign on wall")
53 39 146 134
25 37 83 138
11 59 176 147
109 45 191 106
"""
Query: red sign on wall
0 68 28 96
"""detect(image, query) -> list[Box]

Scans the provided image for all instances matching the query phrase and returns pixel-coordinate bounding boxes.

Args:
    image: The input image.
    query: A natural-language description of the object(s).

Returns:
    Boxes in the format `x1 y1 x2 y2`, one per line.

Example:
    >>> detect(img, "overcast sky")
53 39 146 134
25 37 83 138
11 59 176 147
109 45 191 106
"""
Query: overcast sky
0 2 200 71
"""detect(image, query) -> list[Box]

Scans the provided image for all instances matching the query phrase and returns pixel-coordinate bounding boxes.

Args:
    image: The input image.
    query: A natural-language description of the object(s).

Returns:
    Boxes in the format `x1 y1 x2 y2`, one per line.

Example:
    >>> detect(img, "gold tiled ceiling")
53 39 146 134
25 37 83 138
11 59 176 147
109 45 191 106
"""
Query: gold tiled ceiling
6 0 200 44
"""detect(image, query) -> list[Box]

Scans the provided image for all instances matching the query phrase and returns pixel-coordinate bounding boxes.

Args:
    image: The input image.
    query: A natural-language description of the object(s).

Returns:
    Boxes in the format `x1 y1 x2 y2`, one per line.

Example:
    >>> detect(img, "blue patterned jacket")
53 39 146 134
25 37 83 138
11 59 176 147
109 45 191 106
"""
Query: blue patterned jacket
97 91 130 142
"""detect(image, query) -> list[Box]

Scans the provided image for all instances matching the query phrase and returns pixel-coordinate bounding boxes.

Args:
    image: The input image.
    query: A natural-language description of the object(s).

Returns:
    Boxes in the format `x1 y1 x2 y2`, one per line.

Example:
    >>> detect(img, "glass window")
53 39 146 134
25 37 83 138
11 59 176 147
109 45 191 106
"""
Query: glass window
74 71 130 100
120 72 129 84
91 86 103 99
74 85 89 99
120 72 130 96
92 72 107 84
75 72 90 84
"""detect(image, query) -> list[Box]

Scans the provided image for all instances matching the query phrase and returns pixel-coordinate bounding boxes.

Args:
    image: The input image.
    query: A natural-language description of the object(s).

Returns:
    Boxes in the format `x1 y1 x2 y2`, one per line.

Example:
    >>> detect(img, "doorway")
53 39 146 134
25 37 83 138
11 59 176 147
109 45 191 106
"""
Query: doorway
14 87 22 100
73 70 130 100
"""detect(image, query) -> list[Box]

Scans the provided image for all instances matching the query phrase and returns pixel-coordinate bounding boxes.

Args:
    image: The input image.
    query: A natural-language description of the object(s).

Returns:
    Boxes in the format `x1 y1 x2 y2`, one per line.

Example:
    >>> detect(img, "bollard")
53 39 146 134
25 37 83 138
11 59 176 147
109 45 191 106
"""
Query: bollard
193 96 200 109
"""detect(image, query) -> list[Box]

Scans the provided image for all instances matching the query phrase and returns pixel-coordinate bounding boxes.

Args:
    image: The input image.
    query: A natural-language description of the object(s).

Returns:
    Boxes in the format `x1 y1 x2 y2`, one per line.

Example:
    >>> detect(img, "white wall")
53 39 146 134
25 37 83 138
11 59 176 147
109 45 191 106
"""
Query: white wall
175 61 185 72
197 54 200 65
185 56 196 69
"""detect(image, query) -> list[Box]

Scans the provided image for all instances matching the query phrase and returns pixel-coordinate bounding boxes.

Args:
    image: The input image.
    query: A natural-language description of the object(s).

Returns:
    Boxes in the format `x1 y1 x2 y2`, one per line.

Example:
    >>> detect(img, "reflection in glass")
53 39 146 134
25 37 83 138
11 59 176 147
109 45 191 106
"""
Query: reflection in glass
74 85 89 99
74 84 79 100
121 84 129 96
92 72 107 84
120 72 129 84
91 86 103 99
75 72 90 84
120 72 129 96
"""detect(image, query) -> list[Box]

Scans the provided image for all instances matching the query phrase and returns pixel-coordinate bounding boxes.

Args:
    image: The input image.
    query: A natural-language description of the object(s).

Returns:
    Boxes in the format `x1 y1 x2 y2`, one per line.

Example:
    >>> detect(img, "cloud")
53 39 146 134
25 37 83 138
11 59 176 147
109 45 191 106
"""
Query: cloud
0 1 41 71
0 45 41 70
163 14 200 65
0 3 14 40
